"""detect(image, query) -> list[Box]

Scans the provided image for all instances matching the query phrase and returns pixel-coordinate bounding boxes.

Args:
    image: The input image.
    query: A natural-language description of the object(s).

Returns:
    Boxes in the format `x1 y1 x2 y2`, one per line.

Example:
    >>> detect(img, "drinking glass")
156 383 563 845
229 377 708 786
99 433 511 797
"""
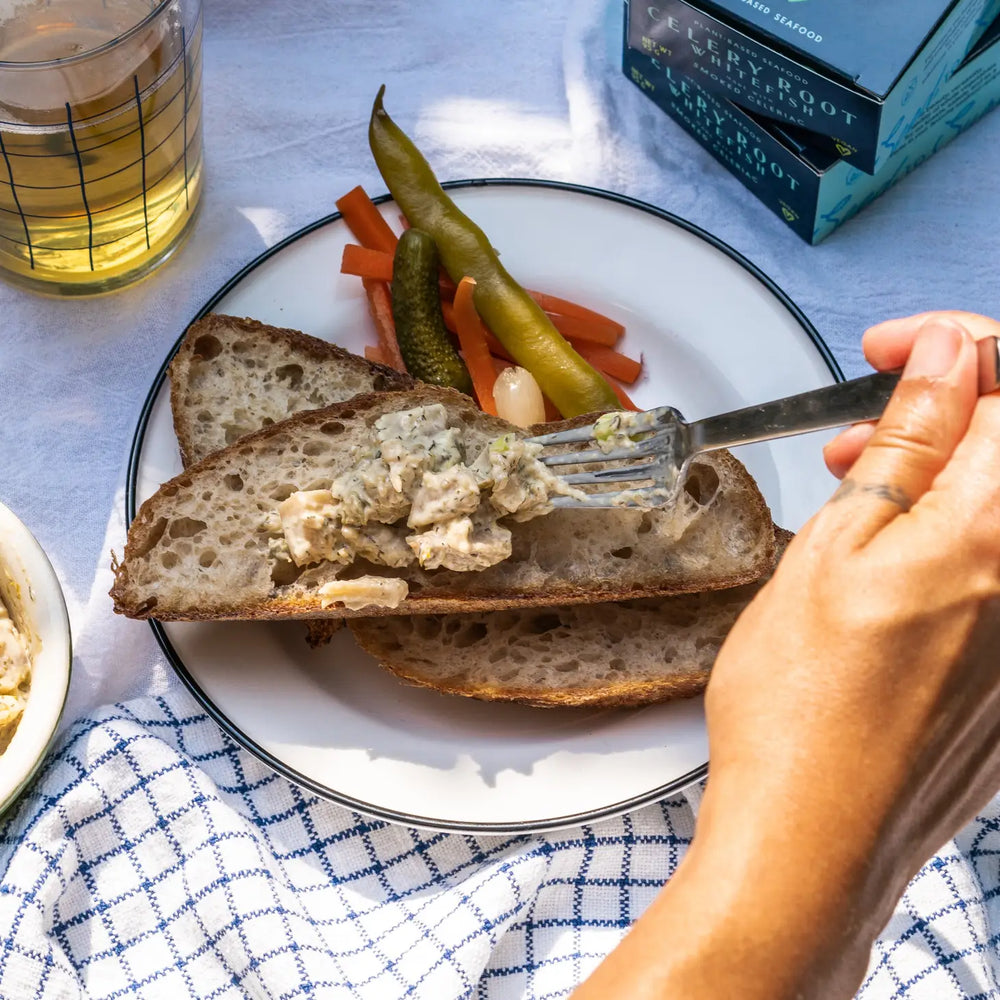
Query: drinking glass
0 0 204 295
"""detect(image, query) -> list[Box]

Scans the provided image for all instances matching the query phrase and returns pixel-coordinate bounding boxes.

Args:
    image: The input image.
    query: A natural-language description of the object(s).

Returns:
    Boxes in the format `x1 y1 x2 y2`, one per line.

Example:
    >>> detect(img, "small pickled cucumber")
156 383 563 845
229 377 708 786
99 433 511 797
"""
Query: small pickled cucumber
391 228 473 394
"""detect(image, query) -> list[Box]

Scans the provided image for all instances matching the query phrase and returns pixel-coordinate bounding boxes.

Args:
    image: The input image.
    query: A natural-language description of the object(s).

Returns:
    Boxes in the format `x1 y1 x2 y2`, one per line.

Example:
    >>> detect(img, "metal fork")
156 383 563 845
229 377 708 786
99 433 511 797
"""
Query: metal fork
528 335 1000 509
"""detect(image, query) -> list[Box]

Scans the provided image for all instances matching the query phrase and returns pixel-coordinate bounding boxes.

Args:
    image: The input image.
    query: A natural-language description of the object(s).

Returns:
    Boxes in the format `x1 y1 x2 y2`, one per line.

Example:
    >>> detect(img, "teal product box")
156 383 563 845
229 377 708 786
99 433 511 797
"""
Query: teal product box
627 0 1000 173
622 13 1000 243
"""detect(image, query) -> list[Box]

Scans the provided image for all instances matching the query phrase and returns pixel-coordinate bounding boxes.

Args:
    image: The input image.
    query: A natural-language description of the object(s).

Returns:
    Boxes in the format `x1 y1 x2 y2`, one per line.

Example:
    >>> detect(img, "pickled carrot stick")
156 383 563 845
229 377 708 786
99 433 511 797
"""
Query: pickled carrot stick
571 342 643 384
363 278 406 372
483 331 516 363
528 290 625 339
441 300 456 333
341 243 394 282
607 377 640 411
337 237 622 352
546 312 620 347
340 241 457 297
335 186 398 253
453 277 498 415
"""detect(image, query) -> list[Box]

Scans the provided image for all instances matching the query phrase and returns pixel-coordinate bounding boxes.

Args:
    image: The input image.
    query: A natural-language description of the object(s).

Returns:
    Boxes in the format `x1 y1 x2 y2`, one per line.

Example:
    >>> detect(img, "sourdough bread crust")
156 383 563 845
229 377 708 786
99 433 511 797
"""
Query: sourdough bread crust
112 387 775 621
169 314 415 467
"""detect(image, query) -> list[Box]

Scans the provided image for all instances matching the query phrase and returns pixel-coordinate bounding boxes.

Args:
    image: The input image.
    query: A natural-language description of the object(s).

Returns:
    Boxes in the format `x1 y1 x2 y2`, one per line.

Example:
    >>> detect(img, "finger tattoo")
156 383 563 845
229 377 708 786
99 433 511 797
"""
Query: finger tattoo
830 478 913 512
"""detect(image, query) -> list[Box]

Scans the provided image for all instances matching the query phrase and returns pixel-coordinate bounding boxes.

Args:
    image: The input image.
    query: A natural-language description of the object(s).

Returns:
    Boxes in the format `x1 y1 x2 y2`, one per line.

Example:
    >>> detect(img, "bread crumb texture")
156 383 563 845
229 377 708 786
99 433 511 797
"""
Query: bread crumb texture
349 583 754 707
170 315 414 466
349 529 792 708
114 387 773 619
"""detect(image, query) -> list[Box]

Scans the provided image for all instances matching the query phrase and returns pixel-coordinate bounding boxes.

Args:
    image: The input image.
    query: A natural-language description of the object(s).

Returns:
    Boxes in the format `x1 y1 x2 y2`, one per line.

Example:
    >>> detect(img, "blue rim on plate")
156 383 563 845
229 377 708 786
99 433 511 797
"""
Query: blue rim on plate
124 178 842 834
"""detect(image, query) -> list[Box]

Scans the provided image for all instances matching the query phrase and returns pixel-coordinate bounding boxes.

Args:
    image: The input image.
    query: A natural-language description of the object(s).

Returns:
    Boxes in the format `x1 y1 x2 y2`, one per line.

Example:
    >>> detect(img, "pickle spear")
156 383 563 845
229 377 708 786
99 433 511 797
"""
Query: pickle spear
369 86 619 418
391 227 473 394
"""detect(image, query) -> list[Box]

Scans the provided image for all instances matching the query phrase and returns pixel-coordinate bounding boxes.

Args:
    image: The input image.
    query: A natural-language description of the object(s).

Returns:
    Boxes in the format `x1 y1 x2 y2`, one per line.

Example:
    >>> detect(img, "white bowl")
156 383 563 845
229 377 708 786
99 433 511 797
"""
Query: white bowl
0 500 71 817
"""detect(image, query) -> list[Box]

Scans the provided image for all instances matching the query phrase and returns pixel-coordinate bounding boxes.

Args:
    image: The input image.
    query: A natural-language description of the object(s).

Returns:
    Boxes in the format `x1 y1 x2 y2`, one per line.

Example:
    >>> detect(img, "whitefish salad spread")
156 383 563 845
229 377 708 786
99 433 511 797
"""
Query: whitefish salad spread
0 589 31 753
274 403 583 609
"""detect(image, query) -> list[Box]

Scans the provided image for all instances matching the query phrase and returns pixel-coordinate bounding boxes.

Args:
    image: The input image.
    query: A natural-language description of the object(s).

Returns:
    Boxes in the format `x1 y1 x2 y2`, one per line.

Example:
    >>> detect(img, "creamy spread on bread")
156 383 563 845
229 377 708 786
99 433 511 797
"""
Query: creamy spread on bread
0 592 31 752
317 577 409 611
276 404 581 605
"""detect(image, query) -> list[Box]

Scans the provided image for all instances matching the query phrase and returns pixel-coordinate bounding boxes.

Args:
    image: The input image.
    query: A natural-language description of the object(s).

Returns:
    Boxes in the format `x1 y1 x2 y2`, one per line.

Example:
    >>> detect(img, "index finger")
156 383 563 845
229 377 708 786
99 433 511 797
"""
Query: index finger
864 312 1000 372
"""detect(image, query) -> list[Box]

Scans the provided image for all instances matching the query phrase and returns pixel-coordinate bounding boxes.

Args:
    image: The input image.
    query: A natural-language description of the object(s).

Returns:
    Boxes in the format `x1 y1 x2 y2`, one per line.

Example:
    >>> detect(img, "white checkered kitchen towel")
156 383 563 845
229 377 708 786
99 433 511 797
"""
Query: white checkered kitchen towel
0 689 999 999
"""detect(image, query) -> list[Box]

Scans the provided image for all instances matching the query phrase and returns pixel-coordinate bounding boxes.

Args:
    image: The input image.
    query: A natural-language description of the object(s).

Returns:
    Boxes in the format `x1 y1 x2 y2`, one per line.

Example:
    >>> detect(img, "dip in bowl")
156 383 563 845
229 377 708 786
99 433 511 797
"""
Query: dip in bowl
0 500 71 817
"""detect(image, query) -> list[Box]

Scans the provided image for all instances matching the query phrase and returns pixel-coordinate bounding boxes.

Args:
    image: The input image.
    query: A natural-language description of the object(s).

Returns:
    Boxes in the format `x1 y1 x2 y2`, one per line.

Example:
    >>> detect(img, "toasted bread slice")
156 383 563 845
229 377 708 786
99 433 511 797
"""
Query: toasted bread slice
112 386 775 622
350 528 792 708
169 314 415 467
170 314 415 641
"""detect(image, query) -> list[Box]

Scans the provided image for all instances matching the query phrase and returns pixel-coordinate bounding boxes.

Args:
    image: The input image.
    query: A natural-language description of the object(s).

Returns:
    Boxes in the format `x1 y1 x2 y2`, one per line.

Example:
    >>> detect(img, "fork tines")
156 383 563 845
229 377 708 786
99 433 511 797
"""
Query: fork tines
526 407 683 508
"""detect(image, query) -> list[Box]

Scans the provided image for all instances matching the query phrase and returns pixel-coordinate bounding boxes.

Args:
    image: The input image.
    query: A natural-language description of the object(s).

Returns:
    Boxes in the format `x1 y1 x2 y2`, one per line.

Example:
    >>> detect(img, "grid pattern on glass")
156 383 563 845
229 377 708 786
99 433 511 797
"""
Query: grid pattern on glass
0 0 204 291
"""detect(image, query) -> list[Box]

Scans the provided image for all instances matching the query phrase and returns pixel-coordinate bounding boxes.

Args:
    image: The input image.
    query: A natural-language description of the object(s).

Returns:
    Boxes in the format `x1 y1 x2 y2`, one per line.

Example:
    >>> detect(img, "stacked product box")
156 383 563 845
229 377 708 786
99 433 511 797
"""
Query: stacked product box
627 0 1000 173
623 0 1000 242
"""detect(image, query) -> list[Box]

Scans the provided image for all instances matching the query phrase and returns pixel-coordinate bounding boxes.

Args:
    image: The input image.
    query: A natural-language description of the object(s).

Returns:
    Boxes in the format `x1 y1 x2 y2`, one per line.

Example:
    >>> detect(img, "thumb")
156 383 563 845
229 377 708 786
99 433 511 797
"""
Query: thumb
827 317 980 541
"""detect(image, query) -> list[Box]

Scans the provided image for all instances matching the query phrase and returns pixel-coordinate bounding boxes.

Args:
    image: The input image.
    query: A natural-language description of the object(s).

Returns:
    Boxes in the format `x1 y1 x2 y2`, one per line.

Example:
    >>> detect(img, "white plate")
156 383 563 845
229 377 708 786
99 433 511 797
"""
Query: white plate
128 180 841 833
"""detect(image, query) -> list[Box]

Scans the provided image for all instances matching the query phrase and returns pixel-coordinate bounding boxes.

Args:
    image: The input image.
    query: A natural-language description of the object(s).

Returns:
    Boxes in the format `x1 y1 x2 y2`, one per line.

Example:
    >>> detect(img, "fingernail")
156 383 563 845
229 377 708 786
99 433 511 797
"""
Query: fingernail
903 320 966 380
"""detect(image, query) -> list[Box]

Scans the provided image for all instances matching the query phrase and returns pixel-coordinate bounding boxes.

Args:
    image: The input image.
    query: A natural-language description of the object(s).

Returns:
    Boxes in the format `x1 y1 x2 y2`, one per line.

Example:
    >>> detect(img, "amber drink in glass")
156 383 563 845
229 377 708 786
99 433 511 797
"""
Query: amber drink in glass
0 0 204 294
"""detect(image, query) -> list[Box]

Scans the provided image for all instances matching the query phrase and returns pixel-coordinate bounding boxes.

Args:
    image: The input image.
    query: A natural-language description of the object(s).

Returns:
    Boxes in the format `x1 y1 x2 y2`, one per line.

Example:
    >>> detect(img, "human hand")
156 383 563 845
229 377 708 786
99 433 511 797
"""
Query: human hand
574 312 1000 1000
823 310 999 477
700 311 1000 994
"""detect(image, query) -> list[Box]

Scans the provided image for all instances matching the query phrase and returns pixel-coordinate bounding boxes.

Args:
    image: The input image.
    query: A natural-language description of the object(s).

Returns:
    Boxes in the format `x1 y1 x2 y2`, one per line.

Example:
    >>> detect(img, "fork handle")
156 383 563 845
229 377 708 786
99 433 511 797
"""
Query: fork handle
689 335 1000 454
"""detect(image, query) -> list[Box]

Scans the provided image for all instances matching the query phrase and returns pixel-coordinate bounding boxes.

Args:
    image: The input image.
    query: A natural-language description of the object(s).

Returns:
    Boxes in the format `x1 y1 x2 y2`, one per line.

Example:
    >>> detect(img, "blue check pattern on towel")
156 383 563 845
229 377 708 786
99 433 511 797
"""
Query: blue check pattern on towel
1 691 998 999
